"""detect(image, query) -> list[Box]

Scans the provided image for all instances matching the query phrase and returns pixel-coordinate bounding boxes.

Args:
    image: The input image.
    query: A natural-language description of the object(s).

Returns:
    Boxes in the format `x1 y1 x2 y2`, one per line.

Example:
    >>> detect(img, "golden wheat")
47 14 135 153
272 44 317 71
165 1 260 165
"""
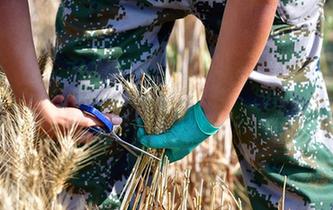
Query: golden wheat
117 75 244 210
0 75 105 210
118 74 186 209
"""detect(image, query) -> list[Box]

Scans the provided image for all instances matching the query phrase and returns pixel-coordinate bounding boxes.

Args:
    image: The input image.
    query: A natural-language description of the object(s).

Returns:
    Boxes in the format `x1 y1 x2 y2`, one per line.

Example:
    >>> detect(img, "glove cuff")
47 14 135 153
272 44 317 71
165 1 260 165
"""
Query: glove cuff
193 102 220 136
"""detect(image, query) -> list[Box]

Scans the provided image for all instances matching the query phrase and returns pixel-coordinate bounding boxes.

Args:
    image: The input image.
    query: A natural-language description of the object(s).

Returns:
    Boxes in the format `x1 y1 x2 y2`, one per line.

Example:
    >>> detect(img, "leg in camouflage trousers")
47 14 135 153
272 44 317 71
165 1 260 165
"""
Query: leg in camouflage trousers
50 0 333 209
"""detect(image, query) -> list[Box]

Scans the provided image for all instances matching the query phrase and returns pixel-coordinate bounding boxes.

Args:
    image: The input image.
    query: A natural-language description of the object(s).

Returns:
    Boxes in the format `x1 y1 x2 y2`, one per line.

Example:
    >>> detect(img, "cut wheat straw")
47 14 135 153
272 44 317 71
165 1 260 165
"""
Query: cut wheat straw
118 74 186 209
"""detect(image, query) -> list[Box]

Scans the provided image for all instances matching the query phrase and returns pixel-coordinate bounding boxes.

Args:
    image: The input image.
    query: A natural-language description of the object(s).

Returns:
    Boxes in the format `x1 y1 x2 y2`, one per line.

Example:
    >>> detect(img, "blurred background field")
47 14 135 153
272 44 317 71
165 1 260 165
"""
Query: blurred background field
322 0 333 103
26 0 333 209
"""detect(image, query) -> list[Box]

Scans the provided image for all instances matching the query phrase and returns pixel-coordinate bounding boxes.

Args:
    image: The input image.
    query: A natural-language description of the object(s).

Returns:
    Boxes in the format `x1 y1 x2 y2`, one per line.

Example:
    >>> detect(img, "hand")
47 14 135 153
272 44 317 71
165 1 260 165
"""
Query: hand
137 102 221 162
37 95 122 143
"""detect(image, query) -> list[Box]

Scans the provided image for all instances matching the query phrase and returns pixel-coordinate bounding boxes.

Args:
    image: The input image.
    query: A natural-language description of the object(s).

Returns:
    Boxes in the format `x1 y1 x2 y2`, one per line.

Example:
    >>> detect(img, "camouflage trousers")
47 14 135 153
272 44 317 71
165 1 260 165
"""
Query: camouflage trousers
50 0 333 209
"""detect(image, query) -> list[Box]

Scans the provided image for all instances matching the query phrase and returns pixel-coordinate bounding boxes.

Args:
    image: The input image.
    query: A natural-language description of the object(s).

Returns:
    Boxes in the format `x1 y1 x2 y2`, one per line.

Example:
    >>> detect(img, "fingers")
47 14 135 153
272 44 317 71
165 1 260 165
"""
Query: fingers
165 146 196 163
104 113 123 125
51 95 65 105
48 104 123 145
51 94 77 107
52 95 122 128
139 132 178 149
68 111 104 144
75 114 121 145
137 127 145 139
135 117 144 126
66 94 77 107
166 148 191 163
77 132 96 145
79 112 103 128
63 107 122 128
79 113 122 128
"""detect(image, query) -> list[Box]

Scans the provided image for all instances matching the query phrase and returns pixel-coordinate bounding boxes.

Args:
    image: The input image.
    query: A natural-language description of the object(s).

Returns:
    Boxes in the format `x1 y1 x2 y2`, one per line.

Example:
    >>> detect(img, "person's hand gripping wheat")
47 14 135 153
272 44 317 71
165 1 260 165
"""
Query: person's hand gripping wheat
137 102 220 162
137 0 278 162
0 1 122 141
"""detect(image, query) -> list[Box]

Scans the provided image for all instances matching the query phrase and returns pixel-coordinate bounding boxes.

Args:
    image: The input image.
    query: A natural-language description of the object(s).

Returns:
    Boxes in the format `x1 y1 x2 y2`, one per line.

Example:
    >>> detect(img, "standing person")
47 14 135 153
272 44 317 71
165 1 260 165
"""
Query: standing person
1 0 332 210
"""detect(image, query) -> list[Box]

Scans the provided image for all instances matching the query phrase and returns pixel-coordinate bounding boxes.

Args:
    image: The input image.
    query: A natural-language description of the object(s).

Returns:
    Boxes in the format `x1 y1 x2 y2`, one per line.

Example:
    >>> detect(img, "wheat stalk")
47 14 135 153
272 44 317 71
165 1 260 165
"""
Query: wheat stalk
117 74 186 209
117 74 246 210
0 76 106 210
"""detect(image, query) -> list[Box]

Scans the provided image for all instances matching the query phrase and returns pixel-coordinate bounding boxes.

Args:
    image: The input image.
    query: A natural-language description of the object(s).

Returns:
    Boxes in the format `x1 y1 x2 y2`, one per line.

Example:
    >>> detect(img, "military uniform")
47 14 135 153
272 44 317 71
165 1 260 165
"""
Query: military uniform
50 0 333 209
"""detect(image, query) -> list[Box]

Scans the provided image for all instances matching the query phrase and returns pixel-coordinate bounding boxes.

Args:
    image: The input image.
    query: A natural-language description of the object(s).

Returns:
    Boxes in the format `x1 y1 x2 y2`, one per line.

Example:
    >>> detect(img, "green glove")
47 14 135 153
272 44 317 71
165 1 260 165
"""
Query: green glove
137 102 221 162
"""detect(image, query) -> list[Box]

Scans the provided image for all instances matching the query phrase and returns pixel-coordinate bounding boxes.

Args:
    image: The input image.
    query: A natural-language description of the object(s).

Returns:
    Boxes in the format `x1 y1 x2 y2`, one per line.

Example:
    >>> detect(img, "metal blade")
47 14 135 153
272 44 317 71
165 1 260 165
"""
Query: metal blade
88 127 138 157
94 129 161 161
111 131 161 161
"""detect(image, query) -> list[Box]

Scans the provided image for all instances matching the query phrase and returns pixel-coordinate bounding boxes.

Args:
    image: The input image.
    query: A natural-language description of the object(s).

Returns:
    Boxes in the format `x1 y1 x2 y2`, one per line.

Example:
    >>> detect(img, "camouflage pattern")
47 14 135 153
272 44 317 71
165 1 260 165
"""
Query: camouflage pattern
50 0 333 209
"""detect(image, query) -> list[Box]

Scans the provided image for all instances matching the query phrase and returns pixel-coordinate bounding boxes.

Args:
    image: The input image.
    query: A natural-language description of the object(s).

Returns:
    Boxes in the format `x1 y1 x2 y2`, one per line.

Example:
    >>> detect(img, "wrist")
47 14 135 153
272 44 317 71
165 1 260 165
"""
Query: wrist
199 98 224 127
12 83 49 107
35 99 58 119
193 102 221 136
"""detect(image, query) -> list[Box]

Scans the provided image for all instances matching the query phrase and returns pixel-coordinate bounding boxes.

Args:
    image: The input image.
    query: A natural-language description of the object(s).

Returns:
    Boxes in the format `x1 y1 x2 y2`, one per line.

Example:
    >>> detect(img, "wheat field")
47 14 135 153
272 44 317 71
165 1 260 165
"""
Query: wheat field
10 1 253 209
9 0 333 209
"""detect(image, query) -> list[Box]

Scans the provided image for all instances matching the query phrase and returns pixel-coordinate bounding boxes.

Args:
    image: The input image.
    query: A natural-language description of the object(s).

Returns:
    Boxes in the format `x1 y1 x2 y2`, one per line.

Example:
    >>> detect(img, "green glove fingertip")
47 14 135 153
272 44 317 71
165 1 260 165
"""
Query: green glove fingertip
193 102 221 136
138 136 151 147
137 127 145 139
139 135 167 149
135 117 144 126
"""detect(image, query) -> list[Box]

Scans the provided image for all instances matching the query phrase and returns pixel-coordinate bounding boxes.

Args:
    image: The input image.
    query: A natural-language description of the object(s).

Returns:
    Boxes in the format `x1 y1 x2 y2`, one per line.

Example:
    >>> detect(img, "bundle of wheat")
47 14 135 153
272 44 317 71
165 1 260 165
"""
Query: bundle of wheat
118 74 186 209
0 74 104 210
118 75 243 210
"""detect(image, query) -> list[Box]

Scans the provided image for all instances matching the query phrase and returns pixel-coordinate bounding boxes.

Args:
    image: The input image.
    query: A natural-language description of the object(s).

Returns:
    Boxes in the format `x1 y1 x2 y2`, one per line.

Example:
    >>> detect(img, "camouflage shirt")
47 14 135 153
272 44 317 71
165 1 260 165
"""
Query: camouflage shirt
50 0 333 209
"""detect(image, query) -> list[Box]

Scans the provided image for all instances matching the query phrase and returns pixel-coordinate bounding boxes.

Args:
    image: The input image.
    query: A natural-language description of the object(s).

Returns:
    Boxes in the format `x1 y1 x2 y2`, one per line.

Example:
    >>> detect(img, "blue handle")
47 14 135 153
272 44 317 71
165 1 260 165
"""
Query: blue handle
79 104 113 133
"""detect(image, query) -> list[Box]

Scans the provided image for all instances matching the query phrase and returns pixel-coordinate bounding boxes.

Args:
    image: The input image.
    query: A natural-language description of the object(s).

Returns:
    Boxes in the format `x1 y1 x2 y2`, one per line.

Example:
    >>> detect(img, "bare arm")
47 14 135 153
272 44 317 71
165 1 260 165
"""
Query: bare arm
0 0 47 103
134 0 279 161
201 0 278 126
0 1 121 135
